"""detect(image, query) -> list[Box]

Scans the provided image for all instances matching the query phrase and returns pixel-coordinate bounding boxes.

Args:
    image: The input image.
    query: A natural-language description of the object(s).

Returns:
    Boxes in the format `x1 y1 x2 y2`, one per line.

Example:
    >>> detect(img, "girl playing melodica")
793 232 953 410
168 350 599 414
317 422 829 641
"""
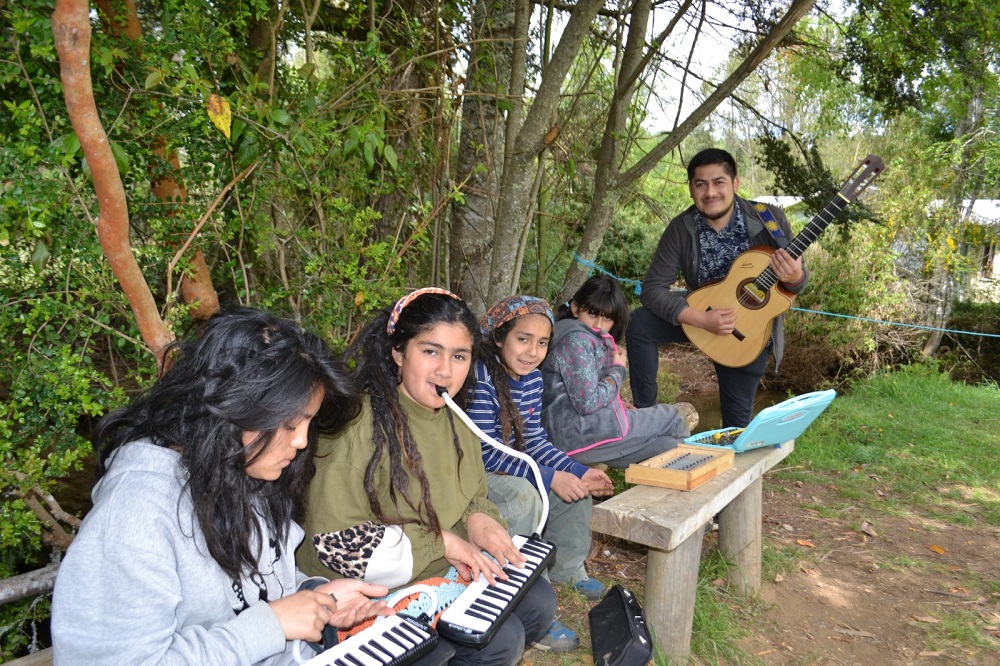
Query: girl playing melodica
297 288 556 666
468 295 615 652
53 307 389 666
542 275 698 468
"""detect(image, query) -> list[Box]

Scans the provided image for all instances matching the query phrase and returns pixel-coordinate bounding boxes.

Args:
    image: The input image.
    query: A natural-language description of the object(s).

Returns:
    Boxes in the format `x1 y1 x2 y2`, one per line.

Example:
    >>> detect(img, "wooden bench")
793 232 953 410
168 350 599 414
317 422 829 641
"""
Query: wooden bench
591 441 794 664
6 648 52 665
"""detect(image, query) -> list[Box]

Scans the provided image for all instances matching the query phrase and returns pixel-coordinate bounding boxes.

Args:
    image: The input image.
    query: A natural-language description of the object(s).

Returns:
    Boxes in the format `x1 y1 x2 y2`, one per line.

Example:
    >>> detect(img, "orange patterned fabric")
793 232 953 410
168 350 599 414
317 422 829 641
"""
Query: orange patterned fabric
336 575 469 641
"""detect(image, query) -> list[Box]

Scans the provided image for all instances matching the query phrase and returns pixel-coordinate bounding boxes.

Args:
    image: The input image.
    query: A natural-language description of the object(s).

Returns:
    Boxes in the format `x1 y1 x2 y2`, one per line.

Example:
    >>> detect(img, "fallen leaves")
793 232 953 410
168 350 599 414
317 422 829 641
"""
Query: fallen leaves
860 521 878 537
911 615 941 624
797 539 817 548
927 544 946 555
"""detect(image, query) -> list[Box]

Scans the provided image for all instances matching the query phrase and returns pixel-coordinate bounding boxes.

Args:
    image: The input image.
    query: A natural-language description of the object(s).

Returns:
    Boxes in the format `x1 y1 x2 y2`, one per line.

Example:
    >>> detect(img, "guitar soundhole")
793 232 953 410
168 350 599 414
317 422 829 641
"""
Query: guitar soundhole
736 279 768 310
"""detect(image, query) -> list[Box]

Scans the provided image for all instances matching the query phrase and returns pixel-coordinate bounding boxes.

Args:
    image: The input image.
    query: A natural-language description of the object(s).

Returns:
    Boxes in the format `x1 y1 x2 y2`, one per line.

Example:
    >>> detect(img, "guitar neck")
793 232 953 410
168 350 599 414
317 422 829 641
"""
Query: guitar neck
785 195 849 261
758 195 849 290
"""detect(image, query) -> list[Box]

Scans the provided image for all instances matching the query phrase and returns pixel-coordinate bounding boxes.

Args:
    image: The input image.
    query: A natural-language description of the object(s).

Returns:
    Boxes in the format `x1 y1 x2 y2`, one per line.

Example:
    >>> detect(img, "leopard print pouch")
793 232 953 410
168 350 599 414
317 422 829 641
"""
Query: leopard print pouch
313 520 385 579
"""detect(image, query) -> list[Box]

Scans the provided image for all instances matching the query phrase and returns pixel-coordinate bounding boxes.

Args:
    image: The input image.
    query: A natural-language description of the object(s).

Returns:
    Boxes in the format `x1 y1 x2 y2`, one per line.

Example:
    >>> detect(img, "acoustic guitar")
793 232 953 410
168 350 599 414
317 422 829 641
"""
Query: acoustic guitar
681 154 885 368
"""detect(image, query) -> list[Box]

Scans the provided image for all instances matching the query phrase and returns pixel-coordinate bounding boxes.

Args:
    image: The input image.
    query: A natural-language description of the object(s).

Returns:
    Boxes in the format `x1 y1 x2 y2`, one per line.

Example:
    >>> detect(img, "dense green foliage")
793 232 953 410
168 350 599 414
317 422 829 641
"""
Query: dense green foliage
1 0 426 654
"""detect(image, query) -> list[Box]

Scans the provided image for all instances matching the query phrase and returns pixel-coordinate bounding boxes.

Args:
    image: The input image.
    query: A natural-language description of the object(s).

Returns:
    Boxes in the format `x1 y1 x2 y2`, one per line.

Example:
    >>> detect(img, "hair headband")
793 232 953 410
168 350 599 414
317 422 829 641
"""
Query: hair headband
386 287 461 335
480 295 554 339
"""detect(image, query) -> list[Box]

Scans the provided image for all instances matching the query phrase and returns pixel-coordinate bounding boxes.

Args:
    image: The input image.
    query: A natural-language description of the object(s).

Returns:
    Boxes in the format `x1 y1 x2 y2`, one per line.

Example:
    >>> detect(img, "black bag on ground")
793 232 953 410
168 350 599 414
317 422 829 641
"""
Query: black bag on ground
588 584 653 666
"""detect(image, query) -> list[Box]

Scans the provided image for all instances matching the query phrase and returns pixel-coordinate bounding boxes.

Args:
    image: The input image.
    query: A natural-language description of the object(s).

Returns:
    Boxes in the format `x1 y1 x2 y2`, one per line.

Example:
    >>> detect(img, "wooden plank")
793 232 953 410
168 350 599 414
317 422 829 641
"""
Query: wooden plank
718 476 763 596
591 441 793 551
645 534 702 665
6 647 53 666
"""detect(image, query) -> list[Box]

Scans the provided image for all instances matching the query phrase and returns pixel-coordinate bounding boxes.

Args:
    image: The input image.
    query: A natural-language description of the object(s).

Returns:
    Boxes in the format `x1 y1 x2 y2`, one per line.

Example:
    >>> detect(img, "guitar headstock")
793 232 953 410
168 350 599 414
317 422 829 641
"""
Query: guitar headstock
839 154 885 203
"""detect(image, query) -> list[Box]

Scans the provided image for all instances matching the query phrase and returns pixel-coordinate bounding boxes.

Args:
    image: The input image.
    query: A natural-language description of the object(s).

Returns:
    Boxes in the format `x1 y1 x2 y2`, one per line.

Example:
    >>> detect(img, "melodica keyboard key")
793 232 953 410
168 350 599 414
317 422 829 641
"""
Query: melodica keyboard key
299 614 436 666
436 535 555 646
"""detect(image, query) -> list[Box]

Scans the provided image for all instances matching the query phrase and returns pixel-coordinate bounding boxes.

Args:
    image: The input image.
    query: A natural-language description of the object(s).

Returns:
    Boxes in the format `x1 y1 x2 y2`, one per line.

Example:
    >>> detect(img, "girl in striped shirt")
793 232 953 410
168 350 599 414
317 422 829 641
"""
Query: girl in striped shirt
468 295 614 652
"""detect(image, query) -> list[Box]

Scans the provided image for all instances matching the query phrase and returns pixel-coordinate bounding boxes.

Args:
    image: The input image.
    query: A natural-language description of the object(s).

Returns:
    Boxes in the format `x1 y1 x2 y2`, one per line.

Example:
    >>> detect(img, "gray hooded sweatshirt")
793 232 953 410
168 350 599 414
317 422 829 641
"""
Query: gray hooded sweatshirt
52 441 319 665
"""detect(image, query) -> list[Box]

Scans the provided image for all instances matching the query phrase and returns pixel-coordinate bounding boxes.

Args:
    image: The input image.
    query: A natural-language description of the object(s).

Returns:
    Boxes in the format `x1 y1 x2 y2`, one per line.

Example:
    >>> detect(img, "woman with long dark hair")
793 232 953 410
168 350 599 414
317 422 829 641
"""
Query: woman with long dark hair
53 306 389 665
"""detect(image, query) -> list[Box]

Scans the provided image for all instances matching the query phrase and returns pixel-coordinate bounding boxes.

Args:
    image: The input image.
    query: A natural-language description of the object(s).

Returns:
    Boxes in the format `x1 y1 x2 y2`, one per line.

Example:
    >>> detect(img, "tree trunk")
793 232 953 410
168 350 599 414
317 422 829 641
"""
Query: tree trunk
922 86 986 357
559 0 651 303
450 0 516 313
52 0 174 366
485 0 604 307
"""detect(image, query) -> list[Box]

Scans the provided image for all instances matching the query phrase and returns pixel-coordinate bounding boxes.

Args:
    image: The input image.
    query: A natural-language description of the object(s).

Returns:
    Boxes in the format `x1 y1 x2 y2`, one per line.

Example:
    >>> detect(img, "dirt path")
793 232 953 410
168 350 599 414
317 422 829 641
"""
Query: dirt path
741 479 1000 665
586 478 1000 666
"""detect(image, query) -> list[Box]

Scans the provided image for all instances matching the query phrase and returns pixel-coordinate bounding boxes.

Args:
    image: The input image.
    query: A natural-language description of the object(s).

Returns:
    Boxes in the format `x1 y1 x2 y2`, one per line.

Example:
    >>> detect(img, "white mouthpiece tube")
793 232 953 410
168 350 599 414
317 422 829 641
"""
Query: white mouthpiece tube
438 389 548 536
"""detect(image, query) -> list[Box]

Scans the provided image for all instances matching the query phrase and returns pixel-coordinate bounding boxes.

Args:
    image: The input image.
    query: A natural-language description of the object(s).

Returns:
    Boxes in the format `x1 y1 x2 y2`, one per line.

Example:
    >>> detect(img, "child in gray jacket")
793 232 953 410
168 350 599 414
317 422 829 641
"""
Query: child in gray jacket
542 276 695 468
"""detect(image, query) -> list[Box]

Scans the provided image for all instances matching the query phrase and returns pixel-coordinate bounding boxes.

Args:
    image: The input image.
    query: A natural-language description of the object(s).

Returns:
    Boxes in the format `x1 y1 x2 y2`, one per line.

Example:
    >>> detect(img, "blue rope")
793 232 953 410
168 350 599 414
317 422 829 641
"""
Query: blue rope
791 307 1000 338
573 254 643 295
571 255 1000 339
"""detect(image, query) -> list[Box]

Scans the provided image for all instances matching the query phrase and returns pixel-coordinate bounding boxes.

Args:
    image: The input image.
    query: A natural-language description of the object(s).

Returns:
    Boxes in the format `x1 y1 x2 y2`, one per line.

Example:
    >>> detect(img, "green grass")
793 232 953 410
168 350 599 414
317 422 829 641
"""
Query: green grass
924 609 996 650
686 550 766 666
877 552 934 573
768 365 1000 657
774 365 1000 527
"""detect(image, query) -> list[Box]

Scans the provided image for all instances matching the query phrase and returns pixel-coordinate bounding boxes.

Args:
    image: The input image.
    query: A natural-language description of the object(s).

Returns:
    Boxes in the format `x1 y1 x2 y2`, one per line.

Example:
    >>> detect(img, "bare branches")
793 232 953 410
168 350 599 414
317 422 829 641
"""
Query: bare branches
3 470 80 553
620 0 818 190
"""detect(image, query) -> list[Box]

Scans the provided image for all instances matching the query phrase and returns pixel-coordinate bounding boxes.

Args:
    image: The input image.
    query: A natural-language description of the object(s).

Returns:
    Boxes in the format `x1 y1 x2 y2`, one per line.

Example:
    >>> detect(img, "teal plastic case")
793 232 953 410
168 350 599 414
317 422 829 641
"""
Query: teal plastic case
684 389 837 453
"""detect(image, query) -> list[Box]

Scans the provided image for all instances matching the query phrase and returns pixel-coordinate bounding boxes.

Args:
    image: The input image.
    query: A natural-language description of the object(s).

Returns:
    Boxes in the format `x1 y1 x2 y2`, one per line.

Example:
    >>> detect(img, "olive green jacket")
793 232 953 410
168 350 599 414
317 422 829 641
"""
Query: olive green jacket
296 393 503 588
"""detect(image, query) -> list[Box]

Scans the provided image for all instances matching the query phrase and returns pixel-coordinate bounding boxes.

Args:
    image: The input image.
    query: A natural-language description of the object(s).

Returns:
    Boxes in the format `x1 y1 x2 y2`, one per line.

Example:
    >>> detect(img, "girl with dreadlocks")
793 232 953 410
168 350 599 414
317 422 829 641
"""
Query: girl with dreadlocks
297 288 556 665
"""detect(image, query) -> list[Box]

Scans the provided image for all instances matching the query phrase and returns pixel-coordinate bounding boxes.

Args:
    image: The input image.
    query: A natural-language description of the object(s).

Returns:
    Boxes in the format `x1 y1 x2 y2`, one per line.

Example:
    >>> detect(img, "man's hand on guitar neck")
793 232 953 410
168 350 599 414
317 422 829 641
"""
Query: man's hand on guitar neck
679 305 737 337
771 248 804 286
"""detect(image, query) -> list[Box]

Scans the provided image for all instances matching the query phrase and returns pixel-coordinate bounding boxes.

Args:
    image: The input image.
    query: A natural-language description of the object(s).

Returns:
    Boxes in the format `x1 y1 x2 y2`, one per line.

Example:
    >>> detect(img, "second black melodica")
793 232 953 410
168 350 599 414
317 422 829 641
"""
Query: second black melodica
298 614 437 666
434 386 556 646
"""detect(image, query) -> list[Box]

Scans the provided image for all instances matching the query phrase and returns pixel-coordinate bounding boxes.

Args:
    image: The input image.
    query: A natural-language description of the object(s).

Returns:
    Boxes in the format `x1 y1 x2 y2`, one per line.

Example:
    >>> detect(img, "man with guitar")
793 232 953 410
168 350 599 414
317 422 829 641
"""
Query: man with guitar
625 148 807 428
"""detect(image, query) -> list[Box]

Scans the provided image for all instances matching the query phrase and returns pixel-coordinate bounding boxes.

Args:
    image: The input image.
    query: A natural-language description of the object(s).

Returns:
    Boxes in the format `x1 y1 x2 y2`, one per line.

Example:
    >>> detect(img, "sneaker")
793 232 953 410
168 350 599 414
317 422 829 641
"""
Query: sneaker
530 619 580 652
572 576 607 600
703 515 720 536
675 401 699 431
